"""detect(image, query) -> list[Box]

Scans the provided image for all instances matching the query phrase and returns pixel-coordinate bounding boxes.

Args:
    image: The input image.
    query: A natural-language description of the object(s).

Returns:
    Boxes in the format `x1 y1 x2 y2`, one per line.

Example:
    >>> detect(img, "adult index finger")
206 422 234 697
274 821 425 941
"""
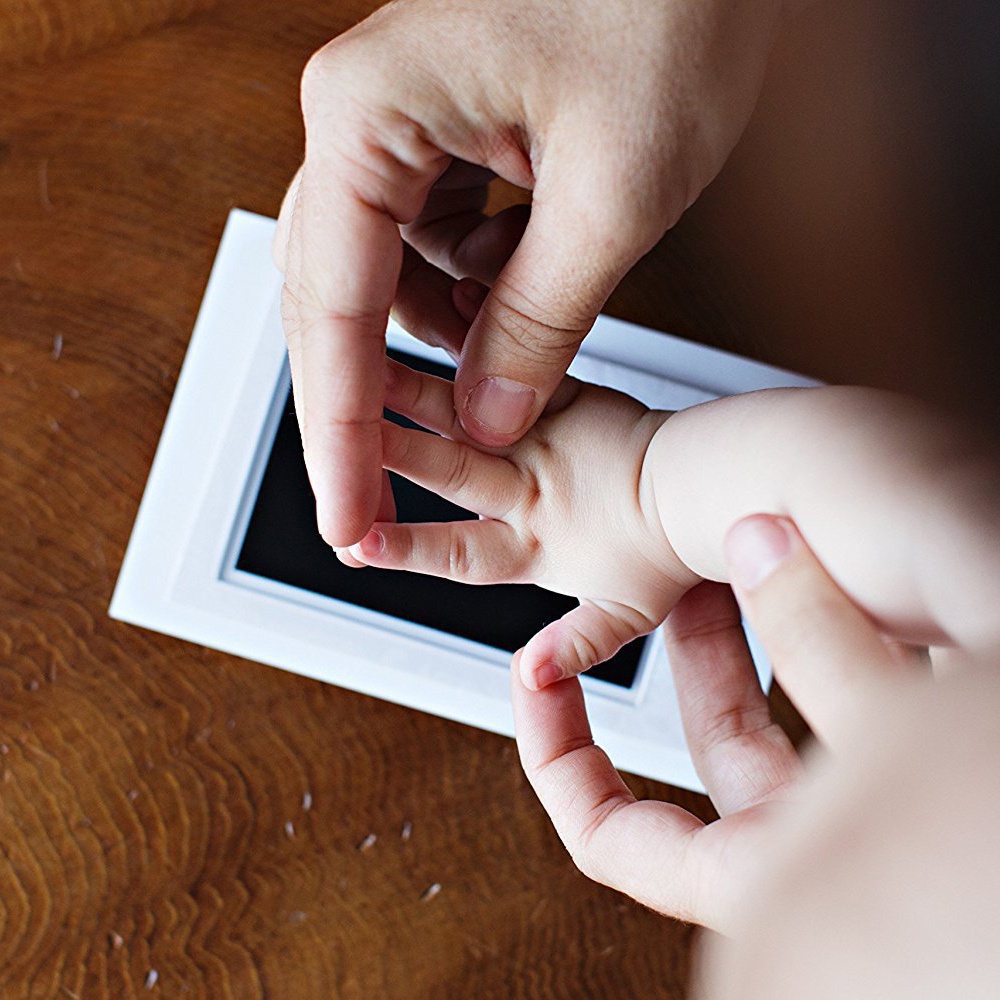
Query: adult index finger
280 40 454 546
282 170 402 547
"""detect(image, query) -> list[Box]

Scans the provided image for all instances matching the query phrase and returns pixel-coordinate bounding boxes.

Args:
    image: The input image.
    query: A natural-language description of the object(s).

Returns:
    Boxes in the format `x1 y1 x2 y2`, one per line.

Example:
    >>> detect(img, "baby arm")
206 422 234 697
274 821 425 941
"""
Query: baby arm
649 388 1000 654
349 360 1000 687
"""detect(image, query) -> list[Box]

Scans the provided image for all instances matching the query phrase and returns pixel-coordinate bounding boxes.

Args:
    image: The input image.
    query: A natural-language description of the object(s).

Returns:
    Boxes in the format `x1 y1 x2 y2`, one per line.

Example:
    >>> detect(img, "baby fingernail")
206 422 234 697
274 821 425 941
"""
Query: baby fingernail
354 529 384 559
726 515 794 590
466 377 535 436
532 661 563 689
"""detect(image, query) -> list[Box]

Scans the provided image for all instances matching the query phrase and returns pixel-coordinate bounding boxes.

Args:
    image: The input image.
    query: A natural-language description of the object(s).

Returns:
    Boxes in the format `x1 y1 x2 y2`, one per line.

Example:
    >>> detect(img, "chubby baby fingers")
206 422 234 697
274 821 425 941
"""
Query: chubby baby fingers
381 420 521 520
347 519 533 585
520 599 657 690
384 356 464 439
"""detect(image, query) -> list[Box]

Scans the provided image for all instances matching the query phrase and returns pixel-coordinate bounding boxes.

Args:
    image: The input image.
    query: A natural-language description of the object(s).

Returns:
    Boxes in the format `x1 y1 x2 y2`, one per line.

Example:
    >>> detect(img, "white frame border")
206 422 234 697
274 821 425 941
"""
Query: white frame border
111 209 818 791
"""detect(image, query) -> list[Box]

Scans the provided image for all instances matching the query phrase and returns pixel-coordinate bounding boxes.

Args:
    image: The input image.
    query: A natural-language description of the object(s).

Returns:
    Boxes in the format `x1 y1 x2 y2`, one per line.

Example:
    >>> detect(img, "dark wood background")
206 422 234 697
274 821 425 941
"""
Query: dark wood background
1 1 995 997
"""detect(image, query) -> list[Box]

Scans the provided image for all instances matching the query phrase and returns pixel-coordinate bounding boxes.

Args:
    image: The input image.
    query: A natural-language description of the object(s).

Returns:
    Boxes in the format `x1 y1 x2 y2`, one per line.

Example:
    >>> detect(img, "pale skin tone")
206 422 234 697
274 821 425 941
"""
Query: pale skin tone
273 0 788 547
272 0 1000 981
352 363 1000 689
345 359 1000 933
696 659 1000 998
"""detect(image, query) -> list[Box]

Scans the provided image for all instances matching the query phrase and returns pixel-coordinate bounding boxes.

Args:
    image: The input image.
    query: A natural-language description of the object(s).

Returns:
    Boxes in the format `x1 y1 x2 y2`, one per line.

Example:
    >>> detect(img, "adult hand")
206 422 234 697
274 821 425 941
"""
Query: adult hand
273 0 785 546
513 515 924 930
697 521 998 1000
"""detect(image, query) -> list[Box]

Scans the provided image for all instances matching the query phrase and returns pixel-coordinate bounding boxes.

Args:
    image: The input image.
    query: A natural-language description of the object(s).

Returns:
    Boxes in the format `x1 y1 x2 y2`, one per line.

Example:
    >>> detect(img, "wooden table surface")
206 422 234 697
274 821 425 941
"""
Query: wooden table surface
1 1 995 997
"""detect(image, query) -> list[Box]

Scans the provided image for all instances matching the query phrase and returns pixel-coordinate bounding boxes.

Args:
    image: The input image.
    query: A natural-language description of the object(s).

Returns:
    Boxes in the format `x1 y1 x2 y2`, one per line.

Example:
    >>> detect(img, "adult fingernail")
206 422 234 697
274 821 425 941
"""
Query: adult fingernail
726 515 794 590
452 278 488 324
466 377 536 436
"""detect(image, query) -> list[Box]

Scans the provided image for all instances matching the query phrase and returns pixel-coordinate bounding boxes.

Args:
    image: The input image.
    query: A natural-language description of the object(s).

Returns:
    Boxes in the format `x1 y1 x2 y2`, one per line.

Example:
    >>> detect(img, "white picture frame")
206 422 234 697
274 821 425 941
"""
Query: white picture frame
111 209 818 791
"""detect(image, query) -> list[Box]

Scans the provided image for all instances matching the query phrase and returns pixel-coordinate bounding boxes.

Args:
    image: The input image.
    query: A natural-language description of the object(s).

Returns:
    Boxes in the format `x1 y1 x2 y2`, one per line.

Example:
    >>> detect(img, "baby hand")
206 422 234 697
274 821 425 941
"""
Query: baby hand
348 358 698 688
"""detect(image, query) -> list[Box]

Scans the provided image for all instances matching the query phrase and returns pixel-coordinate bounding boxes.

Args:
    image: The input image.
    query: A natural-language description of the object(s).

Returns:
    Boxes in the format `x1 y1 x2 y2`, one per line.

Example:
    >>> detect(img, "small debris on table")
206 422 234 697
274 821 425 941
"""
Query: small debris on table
356 833 377 853
419 883 442 903
144 969 158 990
52 334 63 360
284 820 295 839
400 821 412 842
301 791 312 812
109 930 124 950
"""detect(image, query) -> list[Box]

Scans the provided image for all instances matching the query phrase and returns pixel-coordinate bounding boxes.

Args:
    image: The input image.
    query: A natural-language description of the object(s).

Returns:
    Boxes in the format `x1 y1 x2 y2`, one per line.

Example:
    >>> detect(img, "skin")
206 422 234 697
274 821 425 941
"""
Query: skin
694 652 1000 998
343 361 1000 946
342 363 1000 948
359 363 685 681
506 532 931 933
273 0 786 547
271 1 1000 980
349 362 1000 691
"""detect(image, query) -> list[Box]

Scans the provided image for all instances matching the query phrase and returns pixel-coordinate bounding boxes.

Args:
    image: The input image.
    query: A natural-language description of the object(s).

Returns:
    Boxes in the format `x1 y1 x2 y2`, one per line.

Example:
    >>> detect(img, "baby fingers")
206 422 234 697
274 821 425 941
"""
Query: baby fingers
348 518 533 585
384 356 465 440
381 420 521 519
520 599 657 690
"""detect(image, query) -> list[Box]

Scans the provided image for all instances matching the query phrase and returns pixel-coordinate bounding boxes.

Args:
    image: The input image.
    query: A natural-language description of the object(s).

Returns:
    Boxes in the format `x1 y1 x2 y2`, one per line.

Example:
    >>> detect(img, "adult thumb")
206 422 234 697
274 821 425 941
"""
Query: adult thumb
453 183 644 447
725 514 918 750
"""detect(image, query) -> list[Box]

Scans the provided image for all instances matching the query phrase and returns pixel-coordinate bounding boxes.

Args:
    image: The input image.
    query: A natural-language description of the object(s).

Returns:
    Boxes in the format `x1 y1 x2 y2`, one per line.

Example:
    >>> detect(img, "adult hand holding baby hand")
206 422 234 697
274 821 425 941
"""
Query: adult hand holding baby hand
348 365 942 928
513 516 924 929
272 0 784 547
349 359 694 690
344 345 990 929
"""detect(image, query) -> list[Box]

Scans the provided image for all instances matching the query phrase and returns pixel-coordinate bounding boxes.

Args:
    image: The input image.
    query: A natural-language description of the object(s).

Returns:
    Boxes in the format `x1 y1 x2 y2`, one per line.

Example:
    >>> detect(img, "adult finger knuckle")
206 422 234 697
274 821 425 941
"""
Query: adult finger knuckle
700 702 774 752
569 841 605 884
279 275 327 333
566 824 604 883
303 411 380 452
484 279 592 362
300 38 354 113
279 283 303 344
667 584 742 644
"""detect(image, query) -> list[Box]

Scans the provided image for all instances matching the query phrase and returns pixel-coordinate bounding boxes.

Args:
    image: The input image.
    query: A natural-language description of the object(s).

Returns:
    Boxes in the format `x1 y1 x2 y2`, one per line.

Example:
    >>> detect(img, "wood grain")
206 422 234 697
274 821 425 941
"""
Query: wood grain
0 0 218 66
1 0 993 995
0 2 703 996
